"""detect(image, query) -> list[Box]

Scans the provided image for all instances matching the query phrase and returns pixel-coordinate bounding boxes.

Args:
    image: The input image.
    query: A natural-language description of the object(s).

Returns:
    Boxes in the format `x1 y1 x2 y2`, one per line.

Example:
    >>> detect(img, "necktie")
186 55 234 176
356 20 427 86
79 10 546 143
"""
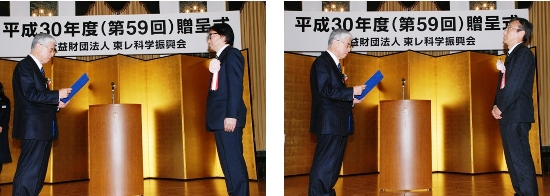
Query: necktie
337 63 342 73
40 67 45 77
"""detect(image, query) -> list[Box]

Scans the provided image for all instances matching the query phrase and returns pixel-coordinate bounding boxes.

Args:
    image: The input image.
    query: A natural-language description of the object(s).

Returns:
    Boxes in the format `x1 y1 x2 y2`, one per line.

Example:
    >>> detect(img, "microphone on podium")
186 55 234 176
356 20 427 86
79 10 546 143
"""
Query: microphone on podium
111 82 116 104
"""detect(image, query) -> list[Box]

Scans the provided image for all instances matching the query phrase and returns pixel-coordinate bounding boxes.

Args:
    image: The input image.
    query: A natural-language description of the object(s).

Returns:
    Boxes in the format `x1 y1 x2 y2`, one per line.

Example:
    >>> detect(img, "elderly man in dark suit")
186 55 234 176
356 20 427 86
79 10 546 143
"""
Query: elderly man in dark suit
492 17 538 196
205 23 249 196
12 33 71 196
308 29 365 196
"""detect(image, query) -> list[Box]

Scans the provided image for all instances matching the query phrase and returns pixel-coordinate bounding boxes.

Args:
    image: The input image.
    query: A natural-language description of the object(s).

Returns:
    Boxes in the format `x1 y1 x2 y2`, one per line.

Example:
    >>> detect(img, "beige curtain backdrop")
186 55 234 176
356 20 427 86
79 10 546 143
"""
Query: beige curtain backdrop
530 2 550 146
241 2 266 151
369 1 449 57
76 1 267 150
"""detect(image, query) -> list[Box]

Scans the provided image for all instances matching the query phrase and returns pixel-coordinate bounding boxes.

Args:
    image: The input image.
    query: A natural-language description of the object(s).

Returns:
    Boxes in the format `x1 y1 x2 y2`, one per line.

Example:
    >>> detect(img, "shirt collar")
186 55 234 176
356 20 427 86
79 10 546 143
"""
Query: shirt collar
216 44 230 58
508 43 521 55
29 54 42 69
326 50 340 67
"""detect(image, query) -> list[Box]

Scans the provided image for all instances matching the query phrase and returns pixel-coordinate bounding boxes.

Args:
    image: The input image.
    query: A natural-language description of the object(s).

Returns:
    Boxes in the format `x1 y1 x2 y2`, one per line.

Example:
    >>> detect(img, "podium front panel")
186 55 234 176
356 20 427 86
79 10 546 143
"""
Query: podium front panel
89 104 144 195
380 100 431 190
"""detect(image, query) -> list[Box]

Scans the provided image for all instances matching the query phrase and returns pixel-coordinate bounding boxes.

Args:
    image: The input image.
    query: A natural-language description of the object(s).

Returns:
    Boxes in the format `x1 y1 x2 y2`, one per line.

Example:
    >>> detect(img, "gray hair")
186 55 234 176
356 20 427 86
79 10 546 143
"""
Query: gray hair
327 29 352 46
31 33 56 50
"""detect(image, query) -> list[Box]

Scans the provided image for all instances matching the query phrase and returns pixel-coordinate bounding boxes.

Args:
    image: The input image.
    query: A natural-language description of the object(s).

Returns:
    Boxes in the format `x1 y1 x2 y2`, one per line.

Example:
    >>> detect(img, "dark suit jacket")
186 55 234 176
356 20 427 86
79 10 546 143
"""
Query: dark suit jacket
0 96 12 164
310 51 355 136
494 43 535 124
206 46 247 131
12 55 60 140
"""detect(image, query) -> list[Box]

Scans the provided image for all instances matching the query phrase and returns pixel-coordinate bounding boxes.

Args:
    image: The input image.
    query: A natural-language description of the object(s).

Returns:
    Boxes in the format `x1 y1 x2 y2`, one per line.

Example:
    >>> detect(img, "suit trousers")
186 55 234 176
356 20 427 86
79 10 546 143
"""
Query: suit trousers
214 128 250 196
12 139 52 196
308 134 348 196
500 123 538 196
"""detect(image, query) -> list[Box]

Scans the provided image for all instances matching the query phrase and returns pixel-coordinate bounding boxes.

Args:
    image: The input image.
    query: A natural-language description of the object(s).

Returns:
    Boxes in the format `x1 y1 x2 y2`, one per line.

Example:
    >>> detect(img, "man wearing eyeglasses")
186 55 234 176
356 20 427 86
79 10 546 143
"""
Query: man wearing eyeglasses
492 17 538 195
205 23 249 196
308 29 366 196
11 33 71 195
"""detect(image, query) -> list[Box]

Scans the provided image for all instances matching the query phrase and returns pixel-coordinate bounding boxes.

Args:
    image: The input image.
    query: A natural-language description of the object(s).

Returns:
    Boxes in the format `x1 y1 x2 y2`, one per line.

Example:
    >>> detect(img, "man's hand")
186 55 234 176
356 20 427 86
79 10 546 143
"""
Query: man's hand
58 100 70 108
492 105 502 119
353 98 363 104
353 85 366 95
224 118 237 132
0 126 3 133
58 88 72 99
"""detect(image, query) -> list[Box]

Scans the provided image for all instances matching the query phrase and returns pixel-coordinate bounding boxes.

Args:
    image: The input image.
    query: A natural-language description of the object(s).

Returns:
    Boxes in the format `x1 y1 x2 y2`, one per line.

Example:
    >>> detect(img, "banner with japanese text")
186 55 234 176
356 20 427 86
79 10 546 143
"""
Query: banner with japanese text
285 9 529 51
0 11 241 57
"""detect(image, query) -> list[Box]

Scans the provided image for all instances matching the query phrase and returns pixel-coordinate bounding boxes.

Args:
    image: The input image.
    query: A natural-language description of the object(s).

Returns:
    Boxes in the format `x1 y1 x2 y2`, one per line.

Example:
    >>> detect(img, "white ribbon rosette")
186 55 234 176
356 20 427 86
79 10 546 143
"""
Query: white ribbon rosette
209 59 221 90
496 59 506 89
496 59 506 73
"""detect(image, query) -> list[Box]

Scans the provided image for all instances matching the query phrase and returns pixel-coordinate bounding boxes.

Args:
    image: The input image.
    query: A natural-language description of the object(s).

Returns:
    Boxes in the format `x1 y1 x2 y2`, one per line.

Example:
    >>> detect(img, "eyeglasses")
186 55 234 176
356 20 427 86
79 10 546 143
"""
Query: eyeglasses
41 44 57 54
207 32 219 40
337 40 353 49
504 26 523 32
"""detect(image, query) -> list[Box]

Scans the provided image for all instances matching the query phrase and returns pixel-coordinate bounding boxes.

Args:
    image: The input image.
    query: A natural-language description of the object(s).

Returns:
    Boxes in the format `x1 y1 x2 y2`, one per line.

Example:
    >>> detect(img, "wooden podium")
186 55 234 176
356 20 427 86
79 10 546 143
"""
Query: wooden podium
89 104 144 195
380 100 431 191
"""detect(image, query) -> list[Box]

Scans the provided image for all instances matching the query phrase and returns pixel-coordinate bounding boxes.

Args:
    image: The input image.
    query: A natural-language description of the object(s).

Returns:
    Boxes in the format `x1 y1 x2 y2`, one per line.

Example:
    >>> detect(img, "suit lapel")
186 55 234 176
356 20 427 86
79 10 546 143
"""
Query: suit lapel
505 43 525 70
25 55 48 88
322 51 344 85
217 46 231 61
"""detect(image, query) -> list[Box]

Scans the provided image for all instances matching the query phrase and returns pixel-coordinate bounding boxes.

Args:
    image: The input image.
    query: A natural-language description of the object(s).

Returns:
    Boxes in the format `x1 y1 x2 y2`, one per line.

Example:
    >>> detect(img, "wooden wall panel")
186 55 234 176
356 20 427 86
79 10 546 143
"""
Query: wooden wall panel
0 59 18 184
240 50 258 180
379 52 409 100
342 53 379 174
88 56 119 105
435 53 472 173
408 51 438 171
283 53 316 176
0 53 258 183
47 57 89 183
143 56 185 179
284 51 543 176
117 55 150 177
470 52 505 173
180 55 219 179
530 48 542 174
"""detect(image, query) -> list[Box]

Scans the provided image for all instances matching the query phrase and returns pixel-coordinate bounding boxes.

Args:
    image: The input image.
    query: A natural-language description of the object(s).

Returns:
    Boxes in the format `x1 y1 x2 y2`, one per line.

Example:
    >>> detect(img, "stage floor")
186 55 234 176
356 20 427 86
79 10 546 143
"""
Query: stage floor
285 172 550 195
0 178 266 196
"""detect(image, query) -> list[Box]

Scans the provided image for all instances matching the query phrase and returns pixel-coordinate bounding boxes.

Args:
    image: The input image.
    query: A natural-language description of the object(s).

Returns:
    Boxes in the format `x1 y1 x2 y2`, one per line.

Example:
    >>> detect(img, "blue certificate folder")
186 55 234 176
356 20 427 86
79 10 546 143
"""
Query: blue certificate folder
354 70 384 100
61 73 89 103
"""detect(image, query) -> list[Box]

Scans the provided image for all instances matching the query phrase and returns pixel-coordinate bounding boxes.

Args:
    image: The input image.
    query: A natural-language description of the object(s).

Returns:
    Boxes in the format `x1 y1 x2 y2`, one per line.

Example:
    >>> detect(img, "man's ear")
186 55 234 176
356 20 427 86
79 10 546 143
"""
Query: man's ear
518 30 526 40
220 35 227 44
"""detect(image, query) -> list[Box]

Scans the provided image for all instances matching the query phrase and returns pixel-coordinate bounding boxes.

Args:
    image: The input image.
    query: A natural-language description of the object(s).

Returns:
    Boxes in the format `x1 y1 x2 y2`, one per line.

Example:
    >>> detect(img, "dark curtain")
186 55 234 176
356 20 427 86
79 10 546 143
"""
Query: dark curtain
75 1 95 16
434 1 450 11
140 1 159 14
367 1 383 11
284 1 302 11
227 1 245 11
398 1 418 10
0 1 9 16
105 1 130 12
517 1 533 9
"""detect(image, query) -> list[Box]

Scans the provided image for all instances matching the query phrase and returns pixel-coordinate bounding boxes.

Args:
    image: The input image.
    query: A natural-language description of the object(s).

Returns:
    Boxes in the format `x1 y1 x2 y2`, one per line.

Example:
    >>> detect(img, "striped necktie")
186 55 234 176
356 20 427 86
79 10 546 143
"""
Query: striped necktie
40 67 45 77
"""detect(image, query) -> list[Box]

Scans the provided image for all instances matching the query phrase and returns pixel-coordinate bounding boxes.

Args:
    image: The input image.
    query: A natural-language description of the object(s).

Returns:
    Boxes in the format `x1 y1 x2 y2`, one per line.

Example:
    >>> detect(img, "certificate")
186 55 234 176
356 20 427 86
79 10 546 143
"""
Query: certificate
354 70 383 100
61 73 89 103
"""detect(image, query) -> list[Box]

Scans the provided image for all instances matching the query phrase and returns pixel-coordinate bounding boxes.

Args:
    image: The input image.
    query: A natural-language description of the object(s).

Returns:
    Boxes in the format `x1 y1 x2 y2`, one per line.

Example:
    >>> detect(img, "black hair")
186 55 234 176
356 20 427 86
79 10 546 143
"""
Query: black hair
208 23 235 46
510 17 533 43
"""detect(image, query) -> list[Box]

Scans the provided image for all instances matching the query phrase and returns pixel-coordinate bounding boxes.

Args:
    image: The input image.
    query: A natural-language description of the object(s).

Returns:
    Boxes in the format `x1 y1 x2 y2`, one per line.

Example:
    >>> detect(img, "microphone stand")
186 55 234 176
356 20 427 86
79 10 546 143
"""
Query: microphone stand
111 82 116 104
402 78 406 100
